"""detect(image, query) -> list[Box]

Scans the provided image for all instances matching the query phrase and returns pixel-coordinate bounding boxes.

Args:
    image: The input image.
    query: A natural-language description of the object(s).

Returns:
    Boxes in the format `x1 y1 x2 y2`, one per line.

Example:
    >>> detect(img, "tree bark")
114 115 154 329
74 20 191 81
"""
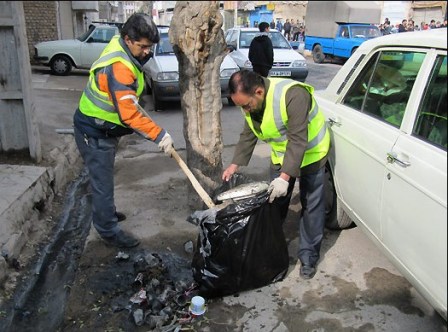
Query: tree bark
169 1 225 210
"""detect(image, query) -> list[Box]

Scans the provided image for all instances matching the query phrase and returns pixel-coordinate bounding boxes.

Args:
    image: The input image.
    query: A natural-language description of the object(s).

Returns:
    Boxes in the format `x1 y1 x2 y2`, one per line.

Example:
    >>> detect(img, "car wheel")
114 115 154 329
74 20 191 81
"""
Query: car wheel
312 45 325 64
324 164 355 230
351 47 358 56
151 80 164 111
50 55 72 75
227 97 235 106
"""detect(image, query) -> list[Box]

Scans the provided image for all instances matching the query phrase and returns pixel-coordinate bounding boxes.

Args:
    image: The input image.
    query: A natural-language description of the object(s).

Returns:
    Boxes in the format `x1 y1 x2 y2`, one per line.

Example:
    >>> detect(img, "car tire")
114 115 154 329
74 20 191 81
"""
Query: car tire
312 45 325 64
351 47 358 56
151 80 164 112
50 55 72 76
324 164 355 230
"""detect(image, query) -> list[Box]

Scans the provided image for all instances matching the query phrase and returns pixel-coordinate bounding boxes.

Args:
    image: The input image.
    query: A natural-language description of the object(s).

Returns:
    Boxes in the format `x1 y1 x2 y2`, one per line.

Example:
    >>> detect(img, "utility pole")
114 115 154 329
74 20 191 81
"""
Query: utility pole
234 1 238 27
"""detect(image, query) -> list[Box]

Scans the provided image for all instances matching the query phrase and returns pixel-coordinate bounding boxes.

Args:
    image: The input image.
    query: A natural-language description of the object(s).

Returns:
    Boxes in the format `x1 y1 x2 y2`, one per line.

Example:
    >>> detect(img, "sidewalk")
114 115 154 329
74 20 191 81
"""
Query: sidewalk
0 67 86 286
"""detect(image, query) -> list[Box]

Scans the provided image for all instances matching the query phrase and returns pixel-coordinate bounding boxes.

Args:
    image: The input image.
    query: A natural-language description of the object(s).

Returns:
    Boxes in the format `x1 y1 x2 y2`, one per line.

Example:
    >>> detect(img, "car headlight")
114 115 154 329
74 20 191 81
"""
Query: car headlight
156 72 179 81
220 68 239 78
291 60 307 68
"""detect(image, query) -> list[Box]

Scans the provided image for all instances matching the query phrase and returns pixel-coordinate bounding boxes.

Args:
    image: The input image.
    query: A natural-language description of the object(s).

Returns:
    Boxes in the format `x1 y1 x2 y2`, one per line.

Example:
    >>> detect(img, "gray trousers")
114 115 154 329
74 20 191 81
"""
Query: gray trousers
74 126 120 237
270 166 326 266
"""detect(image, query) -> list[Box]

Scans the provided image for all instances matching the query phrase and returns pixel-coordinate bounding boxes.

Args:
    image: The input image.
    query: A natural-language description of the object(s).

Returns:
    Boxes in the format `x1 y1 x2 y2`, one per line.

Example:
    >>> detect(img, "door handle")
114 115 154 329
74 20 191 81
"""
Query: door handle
328 117 341 127
387 152 411 167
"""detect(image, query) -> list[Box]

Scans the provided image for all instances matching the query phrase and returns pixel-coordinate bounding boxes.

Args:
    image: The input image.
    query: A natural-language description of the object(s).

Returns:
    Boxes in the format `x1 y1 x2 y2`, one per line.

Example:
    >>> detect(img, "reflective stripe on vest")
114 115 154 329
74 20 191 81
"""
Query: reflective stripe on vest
245 78 330 167
79 36 144 126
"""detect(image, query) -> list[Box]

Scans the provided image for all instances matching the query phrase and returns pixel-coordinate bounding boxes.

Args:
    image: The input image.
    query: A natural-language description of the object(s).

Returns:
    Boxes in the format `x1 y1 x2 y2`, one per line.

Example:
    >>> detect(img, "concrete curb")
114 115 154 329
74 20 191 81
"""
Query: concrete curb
0 135 83 286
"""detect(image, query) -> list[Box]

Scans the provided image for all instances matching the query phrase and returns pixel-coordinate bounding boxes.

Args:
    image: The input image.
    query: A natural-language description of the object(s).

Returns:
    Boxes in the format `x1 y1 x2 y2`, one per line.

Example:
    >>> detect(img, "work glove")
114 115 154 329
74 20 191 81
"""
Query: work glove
268 177 289 203
158 132 174 157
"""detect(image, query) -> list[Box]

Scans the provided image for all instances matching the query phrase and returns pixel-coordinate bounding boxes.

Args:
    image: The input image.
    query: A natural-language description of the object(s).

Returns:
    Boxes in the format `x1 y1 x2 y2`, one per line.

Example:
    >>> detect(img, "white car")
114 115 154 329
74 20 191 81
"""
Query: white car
224 27 308 81
143 27 240 111
318 28 447 320
34 24 120 75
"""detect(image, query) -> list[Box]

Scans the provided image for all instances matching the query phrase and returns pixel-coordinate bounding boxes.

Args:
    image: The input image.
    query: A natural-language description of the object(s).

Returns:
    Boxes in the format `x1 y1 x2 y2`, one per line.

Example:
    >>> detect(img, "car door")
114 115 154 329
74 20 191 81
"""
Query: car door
381 52 447 313
333 26 352 58
80 27 117 67
325 49 425 238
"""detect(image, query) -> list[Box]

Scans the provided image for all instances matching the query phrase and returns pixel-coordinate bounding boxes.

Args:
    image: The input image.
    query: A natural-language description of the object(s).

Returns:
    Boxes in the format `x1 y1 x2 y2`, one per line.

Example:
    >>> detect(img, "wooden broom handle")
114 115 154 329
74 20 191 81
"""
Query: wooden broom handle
171 150 216 209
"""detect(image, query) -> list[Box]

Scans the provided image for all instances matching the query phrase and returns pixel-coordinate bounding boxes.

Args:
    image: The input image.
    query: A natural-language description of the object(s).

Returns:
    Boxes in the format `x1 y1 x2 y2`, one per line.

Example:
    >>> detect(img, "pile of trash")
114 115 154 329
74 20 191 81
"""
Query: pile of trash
114 249 205 330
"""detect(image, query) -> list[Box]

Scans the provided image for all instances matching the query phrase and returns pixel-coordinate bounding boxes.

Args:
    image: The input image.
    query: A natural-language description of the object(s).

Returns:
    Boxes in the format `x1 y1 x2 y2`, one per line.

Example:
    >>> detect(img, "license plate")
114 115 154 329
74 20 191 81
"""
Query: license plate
270 71 291 77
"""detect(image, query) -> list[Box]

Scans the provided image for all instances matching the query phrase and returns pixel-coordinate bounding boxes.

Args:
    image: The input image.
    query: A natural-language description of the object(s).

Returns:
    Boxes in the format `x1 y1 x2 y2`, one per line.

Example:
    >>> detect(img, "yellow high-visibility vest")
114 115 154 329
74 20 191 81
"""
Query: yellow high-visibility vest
245 78 330 167
79 36 144 126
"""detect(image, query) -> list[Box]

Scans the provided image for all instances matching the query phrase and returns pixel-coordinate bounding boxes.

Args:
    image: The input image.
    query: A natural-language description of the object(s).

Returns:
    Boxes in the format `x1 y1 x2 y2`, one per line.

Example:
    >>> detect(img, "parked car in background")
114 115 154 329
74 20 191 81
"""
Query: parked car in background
224 27 308 81
33 23 120 75
143 26 240 111
317 28 447 320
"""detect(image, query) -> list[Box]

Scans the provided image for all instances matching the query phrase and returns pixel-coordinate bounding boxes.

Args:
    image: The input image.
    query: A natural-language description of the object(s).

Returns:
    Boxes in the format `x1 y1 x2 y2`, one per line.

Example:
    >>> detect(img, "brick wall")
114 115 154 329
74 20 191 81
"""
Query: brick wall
23 1 58 64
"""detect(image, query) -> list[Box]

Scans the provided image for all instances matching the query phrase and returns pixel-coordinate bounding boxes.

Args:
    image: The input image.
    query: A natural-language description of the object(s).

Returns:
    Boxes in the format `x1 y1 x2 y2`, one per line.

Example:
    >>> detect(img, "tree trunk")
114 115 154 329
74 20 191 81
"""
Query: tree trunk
169 1 225 210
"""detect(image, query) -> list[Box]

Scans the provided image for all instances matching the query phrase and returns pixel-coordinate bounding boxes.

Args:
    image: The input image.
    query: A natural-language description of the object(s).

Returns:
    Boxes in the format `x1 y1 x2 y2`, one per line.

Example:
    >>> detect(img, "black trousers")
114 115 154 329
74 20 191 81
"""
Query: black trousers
270 166 326 266
252 65 270 78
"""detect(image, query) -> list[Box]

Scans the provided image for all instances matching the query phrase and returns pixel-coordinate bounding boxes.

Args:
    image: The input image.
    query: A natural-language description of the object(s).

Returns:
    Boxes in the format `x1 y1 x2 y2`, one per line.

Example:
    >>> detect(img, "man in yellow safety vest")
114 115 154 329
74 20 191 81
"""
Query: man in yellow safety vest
223 70 330 279
73 13 174 248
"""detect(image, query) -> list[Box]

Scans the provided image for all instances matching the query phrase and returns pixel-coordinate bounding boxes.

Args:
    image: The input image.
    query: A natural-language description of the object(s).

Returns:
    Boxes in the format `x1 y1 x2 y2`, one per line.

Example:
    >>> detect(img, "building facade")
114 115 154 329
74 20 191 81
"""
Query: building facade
23 1 447 64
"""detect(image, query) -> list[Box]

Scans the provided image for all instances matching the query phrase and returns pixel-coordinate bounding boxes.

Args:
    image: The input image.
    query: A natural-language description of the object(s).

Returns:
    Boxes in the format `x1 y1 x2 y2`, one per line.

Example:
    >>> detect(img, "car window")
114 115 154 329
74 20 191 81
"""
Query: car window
239 31 257 48
351 26 382 38
269 31 291 49
156 33 174 55
413 55 447 149
89 28 115 43
340 27 349 38
343 50 425 128
78 25 96 42
239 31 290 49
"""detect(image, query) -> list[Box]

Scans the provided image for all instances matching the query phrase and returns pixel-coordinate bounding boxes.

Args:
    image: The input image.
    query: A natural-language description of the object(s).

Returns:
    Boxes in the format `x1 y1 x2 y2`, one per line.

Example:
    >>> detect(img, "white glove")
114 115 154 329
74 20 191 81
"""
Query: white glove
158 133 174 156
268 177 289 203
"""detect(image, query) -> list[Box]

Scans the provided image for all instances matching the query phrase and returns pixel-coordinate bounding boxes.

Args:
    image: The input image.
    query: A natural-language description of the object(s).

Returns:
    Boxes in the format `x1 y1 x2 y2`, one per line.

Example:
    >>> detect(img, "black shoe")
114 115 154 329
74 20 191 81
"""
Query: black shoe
300 263 316 279
101 230 140 248
115 211 126 222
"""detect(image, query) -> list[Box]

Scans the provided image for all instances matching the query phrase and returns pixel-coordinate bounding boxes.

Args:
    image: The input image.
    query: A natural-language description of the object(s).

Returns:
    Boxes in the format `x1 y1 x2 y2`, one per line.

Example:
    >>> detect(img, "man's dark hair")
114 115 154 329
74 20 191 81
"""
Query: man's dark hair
121 13 159 43
229 70 264 95
258 22 270 32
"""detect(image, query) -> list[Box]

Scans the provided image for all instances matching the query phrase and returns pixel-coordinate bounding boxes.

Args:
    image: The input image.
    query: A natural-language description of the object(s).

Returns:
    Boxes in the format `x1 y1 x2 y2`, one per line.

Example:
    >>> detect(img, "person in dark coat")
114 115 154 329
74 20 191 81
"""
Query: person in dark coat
248 22 274 77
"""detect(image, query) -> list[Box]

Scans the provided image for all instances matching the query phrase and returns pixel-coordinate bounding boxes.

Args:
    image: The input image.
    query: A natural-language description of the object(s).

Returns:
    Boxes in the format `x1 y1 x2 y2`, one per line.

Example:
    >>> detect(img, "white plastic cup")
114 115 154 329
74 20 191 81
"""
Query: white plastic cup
189 296 206 316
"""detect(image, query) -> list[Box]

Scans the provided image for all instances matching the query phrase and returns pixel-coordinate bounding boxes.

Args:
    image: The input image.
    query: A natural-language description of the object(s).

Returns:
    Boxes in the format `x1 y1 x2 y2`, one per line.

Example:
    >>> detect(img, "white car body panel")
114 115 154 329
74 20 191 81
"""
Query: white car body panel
315 28 447 320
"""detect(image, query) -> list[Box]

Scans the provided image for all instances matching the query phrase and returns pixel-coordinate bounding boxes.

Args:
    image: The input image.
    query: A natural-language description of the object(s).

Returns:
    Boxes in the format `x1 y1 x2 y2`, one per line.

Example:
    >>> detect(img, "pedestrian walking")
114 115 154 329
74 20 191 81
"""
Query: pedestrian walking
276 19 283 33
73 13 175 248
283 19 291 40
222 70 331 279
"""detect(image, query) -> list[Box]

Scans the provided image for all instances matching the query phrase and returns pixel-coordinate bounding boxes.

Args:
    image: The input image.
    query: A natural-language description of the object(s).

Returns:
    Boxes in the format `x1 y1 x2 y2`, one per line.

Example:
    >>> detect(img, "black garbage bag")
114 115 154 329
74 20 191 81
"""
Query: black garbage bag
188 173 289 298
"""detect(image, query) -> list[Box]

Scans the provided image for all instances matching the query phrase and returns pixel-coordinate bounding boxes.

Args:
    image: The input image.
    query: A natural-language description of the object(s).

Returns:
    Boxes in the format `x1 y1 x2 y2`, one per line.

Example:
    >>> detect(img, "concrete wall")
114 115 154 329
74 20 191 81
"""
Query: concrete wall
58 1 76 39
271 2 307 25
